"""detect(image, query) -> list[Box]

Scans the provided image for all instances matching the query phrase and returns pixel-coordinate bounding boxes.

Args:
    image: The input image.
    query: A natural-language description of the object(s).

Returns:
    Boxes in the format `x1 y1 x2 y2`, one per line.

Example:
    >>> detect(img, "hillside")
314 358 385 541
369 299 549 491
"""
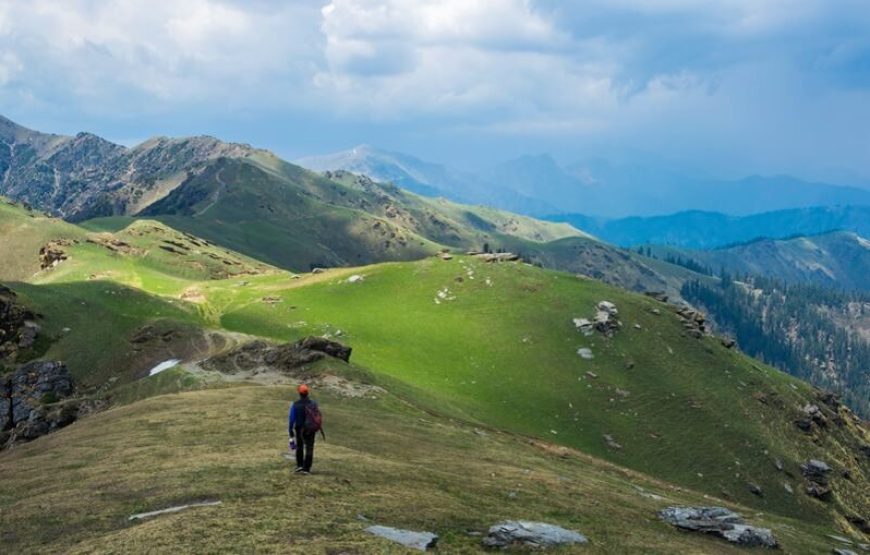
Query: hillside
1 207 869 551
548 206 870 249
650 231 870 292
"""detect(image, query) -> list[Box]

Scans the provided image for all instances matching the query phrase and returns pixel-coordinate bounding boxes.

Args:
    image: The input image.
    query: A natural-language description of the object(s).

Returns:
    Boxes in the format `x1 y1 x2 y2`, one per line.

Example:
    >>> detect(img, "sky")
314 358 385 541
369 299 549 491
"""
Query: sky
1 0 870 183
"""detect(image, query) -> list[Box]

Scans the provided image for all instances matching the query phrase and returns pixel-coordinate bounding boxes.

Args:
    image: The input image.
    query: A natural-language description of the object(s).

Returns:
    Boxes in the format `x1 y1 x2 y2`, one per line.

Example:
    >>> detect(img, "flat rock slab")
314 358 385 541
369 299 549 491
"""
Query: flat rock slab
483 520 588 549
129 500 222 521
365 525 438 551
659 506 777 548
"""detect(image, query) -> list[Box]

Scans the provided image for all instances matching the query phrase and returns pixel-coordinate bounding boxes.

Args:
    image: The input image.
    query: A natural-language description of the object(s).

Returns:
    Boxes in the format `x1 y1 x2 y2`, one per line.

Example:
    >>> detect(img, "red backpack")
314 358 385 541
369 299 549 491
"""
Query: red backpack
304 402 325 439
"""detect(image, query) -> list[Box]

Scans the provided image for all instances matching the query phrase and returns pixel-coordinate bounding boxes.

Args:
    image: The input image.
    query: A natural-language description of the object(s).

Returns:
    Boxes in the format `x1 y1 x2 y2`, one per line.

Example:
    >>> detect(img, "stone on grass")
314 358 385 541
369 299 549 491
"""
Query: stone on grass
659 506 777 548
365 525 438 551
576 348 594 360
483 520 588 549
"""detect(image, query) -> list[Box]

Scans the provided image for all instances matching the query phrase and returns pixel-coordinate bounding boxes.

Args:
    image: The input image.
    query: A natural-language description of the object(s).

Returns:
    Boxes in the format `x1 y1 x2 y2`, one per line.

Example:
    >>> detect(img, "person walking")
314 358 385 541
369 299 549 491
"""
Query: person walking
288 384 323 474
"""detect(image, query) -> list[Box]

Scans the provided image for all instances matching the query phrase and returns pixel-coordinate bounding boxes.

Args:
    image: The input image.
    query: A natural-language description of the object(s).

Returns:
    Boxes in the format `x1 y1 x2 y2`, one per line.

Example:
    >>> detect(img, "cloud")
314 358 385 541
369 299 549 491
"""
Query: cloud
0 0 868 179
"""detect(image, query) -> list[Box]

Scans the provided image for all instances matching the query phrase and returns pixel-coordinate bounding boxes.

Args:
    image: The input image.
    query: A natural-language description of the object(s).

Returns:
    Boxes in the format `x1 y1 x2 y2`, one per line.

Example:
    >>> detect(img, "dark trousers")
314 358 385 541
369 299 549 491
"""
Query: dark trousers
295 428 316 471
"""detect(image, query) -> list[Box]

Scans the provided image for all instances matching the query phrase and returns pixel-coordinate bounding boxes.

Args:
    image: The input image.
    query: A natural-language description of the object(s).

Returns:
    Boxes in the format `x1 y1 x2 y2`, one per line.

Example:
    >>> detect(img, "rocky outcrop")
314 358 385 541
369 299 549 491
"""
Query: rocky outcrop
675 306 707 339
482 520 588 549
659 506 777 548
1 361 77 446
574 301 621 338
39 239 77 270
0 285 40 362
474 252 519 263
203 336 352 375
801 459 833 500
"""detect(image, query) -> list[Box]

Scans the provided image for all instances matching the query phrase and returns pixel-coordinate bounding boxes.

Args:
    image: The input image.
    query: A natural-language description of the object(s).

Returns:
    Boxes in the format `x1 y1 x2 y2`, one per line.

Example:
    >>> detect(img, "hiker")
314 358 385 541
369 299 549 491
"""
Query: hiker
288 384 324 474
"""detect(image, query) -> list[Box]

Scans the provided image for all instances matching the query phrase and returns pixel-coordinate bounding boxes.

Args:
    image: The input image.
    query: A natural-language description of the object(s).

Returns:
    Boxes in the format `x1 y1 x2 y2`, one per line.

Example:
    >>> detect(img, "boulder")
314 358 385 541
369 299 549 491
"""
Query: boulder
801 459 832 484
365 525 438 551
482 520 588 549
659 507 777 548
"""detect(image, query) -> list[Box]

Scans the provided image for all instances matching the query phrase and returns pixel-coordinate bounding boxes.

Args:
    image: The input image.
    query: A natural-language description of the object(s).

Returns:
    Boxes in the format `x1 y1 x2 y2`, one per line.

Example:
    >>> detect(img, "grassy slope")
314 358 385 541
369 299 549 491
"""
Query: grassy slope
208 258 870 525
0 384 845 554
2 202 868 552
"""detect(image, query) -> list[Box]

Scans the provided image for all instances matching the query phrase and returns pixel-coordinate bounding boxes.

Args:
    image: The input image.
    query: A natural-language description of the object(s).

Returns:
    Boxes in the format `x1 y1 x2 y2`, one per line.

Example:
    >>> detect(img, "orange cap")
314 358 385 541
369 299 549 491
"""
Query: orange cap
297 384 309 395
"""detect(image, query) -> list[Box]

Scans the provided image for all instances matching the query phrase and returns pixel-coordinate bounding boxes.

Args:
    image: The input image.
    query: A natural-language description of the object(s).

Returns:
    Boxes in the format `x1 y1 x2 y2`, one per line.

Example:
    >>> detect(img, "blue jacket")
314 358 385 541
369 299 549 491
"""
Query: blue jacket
288 398 317 436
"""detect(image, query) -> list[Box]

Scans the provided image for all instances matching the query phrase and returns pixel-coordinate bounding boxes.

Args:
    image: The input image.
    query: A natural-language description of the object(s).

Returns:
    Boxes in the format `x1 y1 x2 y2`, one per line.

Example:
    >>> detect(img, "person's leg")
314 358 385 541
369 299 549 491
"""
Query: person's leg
303 431 315 471
295 429 304 470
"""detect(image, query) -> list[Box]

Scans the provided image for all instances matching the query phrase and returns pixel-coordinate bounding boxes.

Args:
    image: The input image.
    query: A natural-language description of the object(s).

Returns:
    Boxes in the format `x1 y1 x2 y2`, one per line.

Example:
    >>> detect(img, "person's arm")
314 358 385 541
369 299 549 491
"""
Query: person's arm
288 404 295 437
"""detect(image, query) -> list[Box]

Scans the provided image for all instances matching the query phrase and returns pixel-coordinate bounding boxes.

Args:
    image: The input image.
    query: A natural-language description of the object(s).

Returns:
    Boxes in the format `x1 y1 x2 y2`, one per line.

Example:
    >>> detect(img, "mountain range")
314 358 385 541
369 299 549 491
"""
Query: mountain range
296 145 870 218
549 206 870 249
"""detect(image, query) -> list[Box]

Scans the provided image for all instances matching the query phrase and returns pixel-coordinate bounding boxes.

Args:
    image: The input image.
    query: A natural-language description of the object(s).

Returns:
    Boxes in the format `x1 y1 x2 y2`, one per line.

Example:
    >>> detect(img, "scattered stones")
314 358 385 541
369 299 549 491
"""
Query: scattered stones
576 348 594 360
311 267 327 274
802 404 827 427
747 483 763 496
0 360 77 447
482 520 588 549
603 434 622 449
658 506 778 548
585 371 598 379
438 252 453 261
347 274 364 283
831 549 857 555
721 337 736 349
783 482 793 494
365 525 438 551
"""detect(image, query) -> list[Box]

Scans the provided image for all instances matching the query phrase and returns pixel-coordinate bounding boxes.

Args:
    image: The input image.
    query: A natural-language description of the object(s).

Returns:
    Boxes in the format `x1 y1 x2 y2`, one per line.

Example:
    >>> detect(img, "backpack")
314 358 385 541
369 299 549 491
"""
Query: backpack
303 401 325 439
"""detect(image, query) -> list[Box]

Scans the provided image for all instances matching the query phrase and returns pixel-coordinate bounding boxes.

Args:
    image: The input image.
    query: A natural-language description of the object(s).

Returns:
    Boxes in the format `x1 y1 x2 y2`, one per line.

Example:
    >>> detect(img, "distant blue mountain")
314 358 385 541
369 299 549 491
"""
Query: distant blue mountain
548 205 870 248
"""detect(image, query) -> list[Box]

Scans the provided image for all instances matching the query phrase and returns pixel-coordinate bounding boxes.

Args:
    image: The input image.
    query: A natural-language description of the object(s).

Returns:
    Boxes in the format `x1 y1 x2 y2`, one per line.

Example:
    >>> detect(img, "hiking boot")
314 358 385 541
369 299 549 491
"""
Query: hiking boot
294 466 305 473
300 469 311 474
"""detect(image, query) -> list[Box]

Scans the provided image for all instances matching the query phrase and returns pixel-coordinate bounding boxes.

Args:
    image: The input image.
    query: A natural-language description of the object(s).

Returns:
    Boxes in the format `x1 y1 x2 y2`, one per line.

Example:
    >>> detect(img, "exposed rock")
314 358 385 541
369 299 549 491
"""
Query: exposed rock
38 239 77 270
438 252 453 261
365 525 438 551
831 549 857 555
675 306 708 338
801 459 832 484
576 348 594 360
603 434 622 450
747 482 763 496
847 515 870 534
659 506 778 548
644 291 669 303
721 337 736 349
802 404 827 427
474 252 519 263
806 482 833 500
592 301 622 337
1 361 76 447
0 285 40 362
347 274 364 283
572 318 593 336
203 336 352 376
482 520 588 549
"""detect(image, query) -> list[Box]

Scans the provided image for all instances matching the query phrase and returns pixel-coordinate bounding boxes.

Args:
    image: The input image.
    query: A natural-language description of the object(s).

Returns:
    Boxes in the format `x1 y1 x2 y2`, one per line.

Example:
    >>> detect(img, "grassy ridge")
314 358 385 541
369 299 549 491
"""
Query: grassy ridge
0 384 845 553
